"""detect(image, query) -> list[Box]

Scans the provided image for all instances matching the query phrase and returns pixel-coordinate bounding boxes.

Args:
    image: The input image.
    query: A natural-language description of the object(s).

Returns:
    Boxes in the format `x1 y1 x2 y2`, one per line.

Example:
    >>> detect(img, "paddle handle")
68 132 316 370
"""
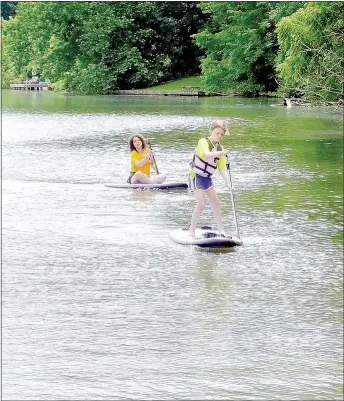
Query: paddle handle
147 141 160 174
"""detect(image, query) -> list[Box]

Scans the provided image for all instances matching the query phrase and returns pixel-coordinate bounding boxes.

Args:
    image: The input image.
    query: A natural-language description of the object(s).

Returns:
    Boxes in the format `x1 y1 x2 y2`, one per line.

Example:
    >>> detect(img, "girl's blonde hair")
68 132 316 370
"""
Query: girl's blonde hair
209 120 228 134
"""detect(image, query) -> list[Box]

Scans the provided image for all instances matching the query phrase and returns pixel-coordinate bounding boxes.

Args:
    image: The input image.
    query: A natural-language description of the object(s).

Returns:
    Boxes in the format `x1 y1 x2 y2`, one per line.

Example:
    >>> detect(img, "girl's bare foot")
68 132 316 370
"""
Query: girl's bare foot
188 224 195 237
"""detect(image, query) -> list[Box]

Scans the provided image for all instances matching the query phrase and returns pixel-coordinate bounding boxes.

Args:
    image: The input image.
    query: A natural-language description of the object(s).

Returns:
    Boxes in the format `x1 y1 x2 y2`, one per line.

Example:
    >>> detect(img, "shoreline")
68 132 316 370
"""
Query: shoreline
5 87 342 107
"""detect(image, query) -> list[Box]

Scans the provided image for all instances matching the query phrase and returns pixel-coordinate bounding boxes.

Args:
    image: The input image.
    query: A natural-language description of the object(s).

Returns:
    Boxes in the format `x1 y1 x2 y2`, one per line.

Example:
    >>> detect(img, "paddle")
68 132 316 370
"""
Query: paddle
225 154 240 239
146 141 160 174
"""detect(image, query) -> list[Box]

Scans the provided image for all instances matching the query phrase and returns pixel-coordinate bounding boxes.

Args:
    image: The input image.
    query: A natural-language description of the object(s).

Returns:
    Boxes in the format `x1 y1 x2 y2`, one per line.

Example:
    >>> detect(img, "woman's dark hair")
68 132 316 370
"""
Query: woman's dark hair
128 134 147 151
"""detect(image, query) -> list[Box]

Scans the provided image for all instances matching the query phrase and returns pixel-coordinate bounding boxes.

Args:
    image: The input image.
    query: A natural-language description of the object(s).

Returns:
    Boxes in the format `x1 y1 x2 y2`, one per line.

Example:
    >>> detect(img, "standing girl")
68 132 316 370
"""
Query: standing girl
127 135 166 184
188 121 229 237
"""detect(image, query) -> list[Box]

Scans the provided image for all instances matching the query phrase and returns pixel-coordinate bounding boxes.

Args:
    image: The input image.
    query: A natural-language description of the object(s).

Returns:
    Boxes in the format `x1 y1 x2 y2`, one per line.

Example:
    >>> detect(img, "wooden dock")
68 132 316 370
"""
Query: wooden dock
10 82 50 91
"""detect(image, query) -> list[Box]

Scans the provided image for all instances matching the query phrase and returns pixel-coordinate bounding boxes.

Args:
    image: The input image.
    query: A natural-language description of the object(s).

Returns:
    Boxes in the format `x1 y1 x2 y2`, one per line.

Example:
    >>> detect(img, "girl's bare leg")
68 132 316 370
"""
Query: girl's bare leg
189 189 206 237
152 173 166 184
131 171 155 184
206 187 224 233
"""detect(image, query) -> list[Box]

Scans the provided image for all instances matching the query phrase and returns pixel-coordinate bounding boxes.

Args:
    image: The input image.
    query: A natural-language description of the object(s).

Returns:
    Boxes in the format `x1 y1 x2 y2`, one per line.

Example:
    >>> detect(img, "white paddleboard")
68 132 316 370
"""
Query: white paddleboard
105 182 188 190
169 227 243 247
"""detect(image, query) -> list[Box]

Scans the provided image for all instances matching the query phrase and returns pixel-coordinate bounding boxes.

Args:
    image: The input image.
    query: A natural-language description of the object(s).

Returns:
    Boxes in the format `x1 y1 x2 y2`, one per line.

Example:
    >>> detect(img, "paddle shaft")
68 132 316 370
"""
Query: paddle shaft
226 155 240 239
147 141 160 174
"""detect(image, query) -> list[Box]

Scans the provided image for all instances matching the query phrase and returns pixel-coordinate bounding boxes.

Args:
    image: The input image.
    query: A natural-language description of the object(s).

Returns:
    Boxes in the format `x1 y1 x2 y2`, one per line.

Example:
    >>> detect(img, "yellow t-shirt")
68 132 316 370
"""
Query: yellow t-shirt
189 137 226 178
130 149 152 176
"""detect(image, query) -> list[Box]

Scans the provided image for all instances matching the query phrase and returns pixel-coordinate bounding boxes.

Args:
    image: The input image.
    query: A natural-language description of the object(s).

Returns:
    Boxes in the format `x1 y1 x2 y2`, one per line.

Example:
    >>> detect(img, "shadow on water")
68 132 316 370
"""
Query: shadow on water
198 246 237 254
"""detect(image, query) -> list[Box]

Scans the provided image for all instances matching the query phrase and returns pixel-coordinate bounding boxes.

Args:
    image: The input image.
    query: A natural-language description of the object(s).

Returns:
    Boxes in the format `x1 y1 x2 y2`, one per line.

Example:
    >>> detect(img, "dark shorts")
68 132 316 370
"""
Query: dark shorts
188 173 213 190
127 172 134 184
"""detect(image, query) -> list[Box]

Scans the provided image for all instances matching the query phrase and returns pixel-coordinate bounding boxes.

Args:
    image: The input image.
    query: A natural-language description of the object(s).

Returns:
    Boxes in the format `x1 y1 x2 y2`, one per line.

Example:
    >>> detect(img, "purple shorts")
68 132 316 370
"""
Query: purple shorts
188 174 213 190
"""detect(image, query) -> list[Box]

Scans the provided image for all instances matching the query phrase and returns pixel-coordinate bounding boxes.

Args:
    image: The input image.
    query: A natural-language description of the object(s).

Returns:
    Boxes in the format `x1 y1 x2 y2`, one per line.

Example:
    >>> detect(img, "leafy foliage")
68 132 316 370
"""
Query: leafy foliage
194 2 303 95
276 2 344 102
0 1 17 20
2 1 343 102
2 2 208 93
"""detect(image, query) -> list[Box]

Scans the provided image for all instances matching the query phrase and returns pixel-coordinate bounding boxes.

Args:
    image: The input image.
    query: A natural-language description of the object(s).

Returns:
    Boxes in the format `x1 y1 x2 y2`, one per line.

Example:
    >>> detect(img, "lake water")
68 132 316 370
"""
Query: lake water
2 89 343 400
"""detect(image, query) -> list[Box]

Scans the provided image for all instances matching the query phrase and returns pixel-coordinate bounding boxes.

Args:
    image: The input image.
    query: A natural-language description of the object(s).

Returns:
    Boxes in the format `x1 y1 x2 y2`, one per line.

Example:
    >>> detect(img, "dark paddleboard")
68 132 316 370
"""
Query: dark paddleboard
169 227 243 247
105 182 188 190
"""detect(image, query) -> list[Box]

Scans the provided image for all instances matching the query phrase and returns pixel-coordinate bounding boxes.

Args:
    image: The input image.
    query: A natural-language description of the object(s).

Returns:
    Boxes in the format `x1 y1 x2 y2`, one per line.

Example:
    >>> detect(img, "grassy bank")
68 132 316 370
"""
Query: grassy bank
145 76 203 91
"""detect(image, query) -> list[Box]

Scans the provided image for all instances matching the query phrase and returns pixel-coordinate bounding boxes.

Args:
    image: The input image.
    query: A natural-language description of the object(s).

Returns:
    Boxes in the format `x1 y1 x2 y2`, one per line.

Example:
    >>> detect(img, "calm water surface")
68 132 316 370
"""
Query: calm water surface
2 90 343 400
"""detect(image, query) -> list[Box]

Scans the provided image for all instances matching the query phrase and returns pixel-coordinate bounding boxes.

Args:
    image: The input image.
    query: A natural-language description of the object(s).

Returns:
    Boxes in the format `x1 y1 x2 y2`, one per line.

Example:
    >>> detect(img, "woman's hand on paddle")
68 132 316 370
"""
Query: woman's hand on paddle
146 151 155 160
220 149 229 156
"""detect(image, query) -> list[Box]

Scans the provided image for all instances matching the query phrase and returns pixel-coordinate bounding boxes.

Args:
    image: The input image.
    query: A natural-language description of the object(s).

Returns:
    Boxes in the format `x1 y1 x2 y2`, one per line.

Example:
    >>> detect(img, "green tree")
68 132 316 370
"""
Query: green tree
110 2 208 89
1 1 17 20
276 2 344 102
2 1 208 94
194 1 302 95
1 2 33 86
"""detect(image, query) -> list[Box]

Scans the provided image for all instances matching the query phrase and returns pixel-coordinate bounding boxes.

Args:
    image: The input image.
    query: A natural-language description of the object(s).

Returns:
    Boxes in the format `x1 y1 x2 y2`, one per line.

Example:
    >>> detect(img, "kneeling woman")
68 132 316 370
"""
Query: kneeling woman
127 135 166 184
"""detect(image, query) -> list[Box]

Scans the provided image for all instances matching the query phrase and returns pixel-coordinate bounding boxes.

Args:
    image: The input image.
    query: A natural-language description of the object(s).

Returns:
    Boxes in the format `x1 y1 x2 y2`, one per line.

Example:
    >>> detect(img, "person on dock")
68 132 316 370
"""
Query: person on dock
188 121 229 237
127 135 166 184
